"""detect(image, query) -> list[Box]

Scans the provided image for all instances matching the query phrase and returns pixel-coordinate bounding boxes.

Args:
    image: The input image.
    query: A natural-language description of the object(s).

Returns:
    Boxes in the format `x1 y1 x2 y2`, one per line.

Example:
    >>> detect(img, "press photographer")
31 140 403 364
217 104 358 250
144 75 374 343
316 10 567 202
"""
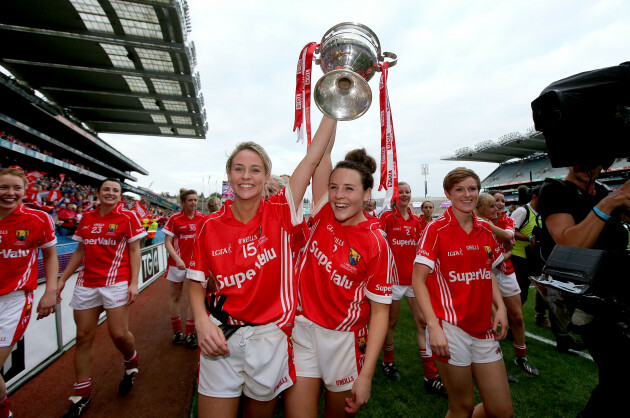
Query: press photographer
532 61 630 417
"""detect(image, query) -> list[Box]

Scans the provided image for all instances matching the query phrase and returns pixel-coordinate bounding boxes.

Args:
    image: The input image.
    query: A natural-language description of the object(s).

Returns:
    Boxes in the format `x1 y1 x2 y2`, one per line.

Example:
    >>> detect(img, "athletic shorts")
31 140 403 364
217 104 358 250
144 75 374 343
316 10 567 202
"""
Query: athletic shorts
292 315 367 392
392 284 415 301
198 317 294 401
166 266 187 283
70 282 129 310
425 320 503 367
0 290 34 347
493 270 521 298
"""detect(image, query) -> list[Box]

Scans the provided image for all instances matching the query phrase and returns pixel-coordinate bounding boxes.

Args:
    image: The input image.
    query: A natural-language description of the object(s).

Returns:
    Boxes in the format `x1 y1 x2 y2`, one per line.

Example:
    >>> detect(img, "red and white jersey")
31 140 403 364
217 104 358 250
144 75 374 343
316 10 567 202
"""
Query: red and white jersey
73 205 146 288
187 188 302 333
162 210 205 267
494 212 515 275
0 204 57 295
379 207 421 286
297 197 393 332
415 207 503 339
418 217 431 235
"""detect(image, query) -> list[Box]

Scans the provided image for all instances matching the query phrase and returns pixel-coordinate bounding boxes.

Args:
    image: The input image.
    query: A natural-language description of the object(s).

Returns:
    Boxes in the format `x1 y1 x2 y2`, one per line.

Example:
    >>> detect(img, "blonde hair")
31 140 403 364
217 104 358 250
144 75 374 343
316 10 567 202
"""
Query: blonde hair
226 141 272 175
476 193 496 212
0 168 27 187
207 196 221 213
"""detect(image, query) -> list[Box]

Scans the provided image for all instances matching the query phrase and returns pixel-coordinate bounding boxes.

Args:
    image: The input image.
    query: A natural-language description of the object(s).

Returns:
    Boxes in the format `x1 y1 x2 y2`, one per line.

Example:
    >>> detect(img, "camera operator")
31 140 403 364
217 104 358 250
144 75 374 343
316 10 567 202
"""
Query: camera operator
538 162 630 417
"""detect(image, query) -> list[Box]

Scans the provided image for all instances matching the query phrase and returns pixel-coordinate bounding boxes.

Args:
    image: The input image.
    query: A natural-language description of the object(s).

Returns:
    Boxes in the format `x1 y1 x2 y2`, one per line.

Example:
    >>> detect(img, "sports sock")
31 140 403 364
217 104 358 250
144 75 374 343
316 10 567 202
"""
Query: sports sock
124 351 138 370
170 316 182 334
383 343 394 364
514 343 527 358
0 392 11 418
73 379 92 398
185 319 195 336
420 349 438 379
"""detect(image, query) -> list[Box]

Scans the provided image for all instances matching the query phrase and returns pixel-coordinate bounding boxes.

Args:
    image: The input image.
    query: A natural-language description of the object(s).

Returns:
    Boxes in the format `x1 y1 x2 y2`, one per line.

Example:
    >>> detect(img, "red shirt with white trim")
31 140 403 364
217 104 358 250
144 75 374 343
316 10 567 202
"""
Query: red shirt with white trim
418 217 430 235
494 212 515 275
0 204 57 295
163 210 206 267
379 207 421 286
297 197 394 332
415 207 503 339
187 188 302 333
73 204 146 288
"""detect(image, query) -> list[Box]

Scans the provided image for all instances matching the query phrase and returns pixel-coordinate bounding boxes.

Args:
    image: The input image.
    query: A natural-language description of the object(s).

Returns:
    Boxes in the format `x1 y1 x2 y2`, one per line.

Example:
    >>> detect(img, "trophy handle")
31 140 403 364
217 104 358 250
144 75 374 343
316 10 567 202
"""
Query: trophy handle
381 52 397 68
314 45 321 65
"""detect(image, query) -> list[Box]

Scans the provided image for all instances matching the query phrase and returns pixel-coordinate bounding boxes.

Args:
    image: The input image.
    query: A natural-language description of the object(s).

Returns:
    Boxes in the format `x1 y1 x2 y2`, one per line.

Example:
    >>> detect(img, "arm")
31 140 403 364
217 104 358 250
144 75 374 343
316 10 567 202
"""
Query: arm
491 273 508 340
37 246 59 319
289 115 337 208
345 301 389 414
127 239 141 304
57 242 86 302
164 234 185 269
412 263 449 358
489 222 514 242
189 281 229 357
311 121 336 206
514 230 531 242
546 180 630 248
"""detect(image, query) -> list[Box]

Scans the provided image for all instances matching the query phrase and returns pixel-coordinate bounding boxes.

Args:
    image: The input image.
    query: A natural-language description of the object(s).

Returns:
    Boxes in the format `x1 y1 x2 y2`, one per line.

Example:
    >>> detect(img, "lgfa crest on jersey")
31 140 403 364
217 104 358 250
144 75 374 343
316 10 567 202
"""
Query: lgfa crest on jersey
484 245 492 258
16 230 29 241
349 247 362 266
108 224 118 232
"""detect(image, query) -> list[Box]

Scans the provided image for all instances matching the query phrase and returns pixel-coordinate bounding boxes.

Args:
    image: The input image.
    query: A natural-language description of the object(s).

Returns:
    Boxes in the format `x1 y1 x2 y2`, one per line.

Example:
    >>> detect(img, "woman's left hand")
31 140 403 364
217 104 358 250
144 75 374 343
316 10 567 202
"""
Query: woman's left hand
36 291 57 320
493 305 509 340
128 283 139 304
345 373 371 414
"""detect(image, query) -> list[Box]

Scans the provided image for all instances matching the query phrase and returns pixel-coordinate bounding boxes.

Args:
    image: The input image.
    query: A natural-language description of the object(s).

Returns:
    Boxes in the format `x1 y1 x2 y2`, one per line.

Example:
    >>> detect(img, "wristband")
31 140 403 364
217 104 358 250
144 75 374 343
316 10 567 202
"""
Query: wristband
592 206 611 222
528 235 533 243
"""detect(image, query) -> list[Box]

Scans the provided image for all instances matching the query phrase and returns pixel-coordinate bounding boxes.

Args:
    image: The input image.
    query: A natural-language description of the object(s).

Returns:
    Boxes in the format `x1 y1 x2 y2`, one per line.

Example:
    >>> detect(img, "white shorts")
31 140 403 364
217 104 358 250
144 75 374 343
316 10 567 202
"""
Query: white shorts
70 282 129 310
425 320 503 367
166 266 187 283
0 290 33 347
493 270 521 298
392 284 415 301
198 318 294 401
292 315 367 392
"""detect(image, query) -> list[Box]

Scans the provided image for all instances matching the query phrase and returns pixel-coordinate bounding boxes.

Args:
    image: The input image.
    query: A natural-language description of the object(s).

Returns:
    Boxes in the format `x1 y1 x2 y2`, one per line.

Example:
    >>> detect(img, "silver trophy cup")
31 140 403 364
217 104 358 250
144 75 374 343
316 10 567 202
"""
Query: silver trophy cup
314 22 397 121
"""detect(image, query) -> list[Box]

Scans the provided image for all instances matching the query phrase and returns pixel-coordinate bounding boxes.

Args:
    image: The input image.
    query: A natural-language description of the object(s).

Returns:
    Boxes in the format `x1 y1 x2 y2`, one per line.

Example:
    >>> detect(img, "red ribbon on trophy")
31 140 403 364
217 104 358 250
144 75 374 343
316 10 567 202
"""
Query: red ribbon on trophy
293 42 319 148
378 62 399 207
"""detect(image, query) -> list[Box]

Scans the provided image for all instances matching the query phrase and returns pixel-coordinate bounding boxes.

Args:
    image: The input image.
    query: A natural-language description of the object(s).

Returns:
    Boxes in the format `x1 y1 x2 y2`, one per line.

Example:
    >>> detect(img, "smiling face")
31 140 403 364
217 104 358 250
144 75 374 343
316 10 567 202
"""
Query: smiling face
184 193 198 212
97 180 122 208
445 177 479 215
228 149 269 202
493 192 506 212
328 168 370 225
0 174 25 214
398 184 411 207
479 201 499 221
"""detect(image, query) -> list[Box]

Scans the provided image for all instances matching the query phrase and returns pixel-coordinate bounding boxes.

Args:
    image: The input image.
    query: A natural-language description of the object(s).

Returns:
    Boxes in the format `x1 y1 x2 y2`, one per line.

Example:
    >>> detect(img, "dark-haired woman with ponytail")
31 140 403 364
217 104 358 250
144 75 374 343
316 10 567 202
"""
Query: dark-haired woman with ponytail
57 178 147 417
285 142 394 417
163 188 205 348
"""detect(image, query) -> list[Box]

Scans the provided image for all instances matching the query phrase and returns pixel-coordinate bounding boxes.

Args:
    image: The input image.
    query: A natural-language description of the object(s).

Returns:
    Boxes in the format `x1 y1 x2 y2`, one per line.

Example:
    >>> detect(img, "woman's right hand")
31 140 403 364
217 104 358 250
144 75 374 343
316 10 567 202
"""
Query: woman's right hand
197 316 229 358
428 322 449 359
175 258 187 270
56 278 66 303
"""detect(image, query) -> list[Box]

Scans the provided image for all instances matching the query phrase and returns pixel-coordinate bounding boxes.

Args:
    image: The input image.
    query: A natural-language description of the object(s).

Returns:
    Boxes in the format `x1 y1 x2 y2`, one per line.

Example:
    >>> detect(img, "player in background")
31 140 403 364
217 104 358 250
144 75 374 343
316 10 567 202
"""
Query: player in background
284 142 393 417
163 188 205 348
187 116 337 418
0 168 58 418
476 193 539 377
419 200 434 230
206 196 222 214
378 182 446 396
57 178 146 417
412 168 512 417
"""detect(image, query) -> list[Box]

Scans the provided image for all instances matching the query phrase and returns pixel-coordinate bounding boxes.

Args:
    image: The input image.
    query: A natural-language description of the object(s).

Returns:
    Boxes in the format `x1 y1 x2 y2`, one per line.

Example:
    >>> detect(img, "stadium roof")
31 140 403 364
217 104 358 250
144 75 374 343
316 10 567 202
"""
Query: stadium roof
441 128 548 163
0 0 206 139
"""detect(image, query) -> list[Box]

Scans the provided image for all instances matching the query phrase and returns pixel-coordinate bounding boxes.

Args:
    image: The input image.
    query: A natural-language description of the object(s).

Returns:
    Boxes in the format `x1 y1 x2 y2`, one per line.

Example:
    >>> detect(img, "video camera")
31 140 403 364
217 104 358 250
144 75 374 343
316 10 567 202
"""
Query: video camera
531 61 630 168
530 62 630 326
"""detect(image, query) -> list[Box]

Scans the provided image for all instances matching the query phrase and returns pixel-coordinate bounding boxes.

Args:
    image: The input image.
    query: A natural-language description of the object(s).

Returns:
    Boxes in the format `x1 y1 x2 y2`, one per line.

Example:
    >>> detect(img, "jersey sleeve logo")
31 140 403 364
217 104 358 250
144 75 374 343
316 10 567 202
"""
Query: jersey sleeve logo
16 230 30 241
348 247 362 266
484 245 492 258
108 224 118 232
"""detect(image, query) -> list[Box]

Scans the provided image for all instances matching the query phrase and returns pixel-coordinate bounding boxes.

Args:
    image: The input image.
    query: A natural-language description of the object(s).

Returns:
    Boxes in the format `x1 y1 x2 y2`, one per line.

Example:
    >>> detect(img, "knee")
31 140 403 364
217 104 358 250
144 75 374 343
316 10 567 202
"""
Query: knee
510 312 524 328
388 316 398 330
76 328 96 346
450 400 475 417
109 328 130 343
486 404 513 418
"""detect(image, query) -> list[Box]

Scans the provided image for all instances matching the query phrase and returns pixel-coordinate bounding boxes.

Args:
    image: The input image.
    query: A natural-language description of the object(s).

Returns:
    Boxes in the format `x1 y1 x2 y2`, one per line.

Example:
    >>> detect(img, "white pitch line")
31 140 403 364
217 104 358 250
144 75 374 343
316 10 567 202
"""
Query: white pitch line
525 331 593 361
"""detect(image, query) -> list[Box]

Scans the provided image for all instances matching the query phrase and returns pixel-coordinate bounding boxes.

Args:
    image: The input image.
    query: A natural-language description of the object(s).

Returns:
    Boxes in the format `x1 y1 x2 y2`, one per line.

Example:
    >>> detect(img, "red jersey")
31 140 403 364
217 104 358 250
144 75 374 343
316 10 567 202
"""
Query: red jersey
379 207 421 286
162 210 206 267
415 207 503 339
73 205 146 287
418 217 431 234
297 199 394 332
0 204 57 295
494 212 515 275
187 188 301 332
